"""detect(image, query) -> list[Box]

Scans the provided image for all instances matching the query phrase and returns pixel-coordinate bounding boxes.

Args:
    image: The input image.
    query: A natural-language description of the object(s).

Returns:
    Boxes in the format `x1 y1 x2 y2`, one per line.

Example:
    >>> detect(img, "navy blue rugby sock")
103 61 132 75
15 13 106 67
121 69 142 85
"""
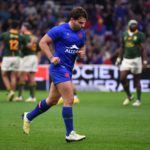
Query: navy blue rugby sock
62 106 74 136
27 99 50 121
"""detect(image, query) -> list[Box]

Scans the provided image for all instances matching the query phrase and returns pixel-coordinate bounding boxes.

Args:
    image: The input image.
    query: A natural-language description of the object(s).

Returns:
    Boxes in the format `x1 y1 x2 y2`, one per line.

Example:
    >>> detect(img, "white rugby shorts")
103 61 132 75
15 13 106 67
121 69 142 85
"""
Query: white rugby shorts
20 55 38 72
120 57 142 74
1 56 21 71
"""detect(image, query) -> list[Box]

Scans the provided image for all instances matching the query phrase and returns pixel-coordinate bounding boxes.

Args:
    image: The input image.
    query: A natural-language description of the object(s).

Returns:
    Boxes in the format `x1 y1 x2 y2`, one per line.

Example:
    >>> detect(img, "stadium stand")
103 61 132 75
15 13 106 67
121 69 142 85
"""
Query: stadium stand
0 0 150 65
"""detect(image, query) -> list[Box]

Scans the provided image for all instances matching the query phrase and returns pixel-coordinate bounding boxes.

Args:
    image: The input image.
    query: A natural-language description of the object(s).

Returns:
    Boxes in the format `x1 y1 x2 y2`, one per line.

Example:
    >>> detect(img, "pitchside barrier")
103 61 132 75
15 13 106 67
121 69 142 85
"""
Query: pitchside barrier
0 64 150 92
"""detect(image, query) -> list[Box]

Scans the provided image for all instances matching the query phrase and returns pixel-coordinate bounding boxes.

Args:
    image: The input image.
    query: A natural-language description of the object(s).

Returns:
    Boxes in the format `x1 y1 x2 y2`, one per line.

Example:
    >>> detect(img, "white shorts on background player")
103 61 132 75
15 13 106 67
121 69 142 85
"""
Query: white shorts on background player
120 57 142 74
1 56 21 71
20 55 38 72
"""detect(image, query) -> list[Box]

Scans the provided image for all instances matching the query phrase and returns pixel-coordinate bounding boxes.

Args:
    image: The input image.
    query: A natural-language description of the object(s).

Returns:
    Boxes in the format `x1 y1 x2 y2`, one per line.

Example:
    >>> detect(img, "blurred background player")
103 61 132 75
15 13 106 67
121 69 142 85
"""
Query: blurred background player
57 19 80 105
116 20 147 106
14 22 41 102
0 20 26 101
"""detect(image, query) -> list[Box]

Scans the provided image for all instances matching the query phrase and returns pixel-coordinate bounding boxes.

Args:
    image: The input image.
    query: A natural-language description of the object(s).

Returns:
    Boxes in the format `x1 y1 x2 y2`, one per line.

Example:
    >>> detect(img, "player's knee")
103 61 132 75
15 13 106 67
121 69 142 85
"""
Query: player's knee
46 97 58 106
120 78 125 84
135 83 141 90
63 98 74 106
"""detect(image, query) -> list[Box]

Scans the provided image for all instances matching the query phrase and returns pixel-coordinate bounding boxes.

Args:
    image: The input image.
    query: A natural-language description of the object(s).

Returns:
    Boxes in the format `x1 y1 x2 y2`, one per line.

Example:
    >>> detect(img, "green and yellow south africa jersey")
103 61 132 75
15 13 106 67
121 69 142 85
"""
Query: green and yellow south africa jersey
122 31 145 59
0 29 26 57
22 32 40 56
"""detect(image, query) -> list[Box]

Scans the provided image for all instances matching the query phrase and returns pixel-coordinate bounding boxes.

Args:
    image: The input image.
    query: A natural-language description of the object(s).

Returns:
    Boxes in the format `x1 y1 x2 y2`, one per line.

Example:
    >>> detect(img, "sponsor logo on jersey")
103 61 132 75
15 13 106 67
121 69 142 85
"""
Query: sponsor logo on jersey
65 44 79 54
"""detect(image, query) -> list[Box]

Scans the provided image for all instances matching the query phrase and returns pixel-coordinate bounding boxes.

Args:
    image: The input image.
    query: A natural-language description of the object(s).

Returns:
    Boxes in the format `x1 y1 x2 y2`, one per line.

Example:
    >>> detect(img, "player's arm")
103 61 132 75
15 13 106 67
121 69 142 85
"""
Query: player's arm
39 34 60 64
36 51 41 64
139 33 148 69
115 36 124 66
140 43 148 69
36 43 42 63
0 33 5 61
26 36 38 49
77 45 86 58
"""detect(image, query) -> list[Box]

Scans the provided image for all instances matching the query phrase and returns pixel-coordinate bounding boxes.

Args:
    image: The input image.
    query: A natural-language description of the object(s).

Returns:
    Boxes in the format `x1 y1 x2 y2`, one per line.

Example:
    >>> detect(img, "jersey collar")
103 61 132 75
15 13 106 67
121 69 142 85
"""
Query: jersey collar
128 29 138 36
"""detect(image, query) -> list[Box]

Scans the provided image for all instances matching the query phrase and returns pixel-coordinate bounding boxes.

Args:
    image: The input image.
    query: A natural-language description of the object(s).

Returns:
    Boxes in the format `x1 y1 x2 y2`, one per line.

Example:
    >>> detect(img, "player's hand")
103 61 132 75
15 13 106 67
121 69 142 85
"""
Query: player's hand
115 57 121 66
142 64 147 71
31 36 38 43
50 57 60 65
142 60 148 71
77 46 86 58
77 50 85 58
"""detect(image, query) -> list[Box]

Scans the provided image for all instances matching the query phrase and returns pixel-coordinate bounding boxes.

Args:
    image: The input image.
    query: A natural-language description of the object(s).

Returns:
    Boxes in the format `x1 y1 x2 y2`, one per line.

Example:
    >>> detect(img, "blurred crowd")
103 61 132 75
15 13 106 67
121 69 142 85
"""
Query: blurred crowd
1 0 150 64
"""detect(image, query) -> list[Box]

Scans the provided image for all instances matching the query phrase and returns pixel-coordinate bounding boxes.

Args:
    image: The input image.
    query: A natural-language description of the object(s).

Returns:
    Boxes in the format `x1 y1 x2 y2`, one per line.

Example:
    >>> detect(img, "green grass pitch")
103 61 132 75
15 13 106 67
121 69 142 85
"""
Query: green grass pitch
0 90 150 150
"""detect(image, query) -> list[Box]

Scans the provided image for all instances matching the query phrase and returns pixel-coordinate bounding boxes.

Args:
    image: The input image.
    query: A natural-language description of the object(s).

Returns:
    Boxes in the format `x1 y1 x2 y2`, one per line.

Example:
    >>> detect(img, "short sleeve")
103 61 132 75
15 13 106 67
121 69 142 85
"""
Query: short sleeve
47 26 62 41
119 32 125 47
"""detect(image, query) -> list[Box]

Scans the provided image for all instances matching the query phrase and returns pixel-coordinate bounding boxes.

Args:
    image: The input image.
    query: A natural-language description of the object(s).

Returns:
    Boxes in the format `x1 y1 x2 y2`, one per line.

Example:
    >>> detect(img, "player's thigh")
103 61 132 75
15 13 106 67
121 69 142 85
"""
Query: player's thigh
1 57 20 72
131 58 142 74
47 82 61 105
10 71 17 78
56 81 74 106
1 57 10 71
120 70 130 81
21 55 38 72
19 71 27 82
1 70 9 77
120 58 131 72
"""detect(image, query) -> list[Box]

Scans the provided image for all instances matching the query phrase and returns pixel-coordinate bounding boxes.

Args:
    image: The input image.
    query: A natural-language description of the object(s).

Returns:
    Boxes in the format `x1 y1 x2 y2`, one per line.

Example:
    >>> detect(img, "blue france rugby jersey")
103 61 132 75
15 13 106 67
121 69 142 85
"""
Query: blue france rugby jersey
47 23 85 71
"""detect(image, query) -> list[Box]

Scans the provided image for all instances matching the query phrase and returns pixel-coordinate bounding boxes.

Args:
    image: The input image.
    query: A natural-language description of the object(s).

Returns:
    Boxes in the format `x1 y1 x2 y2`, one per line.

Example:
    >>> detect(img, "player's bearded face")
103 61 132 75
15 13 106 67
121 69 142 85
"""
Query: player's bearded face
129 24 138 32
73 17 86 30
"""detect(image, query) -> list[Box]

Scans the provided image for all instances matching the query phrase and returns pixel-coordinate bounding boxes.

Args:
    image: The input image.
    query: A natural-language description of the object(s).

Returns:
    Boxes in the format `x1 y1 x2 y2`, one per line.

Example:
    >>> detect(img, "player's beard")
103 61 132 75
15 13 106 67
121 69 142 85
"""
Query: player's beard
74 26 81 31
129 24 137 32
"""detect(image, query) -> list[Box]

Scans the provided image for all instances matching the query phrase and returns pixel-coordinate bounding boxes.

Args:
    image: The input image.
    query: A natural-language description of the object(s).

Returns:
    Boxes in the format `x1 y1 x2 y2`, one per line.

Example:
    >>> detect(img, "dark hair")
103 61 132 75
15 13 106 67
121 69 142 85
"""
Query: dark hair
22 22 32 30
11 20 19 29
69 7 88 20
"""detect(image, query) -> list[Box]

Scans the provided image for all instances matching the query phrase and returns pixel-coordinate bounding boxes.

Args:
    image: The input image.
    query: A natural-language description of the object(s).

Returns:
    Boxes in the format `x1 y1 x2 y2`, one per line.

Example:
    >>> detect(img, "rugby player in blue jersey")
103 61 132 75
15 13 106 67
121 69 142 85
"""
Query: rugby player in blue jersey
22 7 88 142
